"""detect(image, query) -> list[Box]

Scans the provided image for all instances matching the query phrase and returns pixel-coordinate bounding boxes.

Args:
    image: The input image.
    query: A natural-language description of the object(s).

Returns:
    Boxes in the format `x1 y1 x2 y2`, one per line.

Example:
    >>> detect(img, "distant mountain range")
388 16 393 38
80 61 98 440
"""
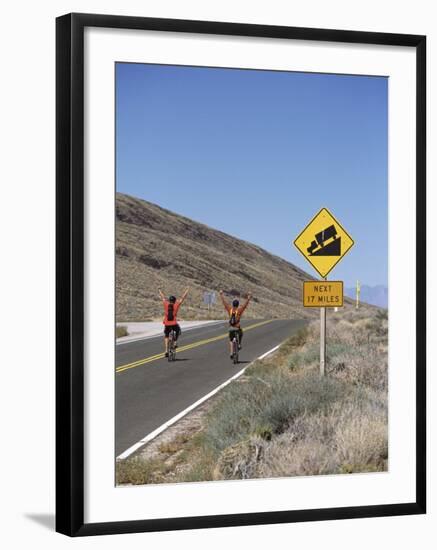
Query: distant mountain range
116 193 361 322
344 285 388 308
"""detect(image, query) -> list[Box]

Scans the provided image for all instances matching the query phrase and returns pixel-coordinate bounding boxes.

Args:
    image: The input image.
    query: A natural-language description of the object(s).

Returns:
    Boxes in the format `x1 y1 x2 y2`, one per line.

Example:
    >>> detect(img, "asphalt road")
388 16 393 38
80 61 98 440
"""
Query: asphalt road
116 318 306 457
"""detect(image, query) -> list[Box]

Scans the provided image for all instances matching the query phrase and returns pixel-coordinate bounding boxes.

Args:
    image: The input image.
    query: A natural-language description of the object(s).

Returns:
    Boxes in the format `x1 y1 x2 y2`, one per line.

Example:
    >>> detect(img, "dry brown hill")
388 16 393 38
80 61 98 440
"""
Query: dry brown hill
116 193 339 321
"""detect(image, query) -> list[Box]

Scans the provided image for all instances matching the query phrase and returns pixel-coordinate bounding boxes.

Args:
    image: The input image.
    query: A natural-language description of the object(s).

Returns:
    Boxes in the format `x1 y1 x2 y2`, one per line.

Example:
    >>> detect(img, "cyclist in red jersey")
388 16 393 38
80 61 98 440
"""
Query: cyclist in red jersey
158 287 189 357
219 290 252 358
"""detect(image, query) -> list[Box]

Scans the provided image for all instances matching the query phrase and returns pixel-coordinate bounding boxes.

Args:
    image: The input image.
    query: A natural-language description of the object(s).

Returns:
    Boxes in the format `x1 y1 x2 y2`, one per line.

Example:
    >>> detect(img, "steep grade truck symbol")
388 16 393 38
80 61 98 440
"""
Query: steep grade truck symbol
306 224 341 256
294 208 354 278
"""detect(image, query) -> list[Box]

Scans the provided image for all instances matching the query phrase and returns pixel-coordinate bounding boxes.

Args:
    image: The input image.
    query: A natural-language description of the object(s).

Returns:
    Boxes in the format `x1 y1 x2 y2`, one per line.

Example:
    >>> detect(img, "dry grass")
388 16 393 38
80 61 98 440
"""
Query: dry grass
176 304 388 482
116 457 167 485
257 391 387 478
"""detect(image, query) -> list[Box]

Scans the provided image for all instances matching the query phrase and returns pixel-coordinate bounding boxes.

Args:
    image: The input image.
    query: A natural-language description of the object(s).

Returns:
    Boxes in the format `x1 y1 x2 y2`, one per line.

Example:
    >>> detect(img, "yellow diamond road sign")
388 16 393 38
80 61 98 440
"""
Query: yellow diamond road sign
294 208 354 278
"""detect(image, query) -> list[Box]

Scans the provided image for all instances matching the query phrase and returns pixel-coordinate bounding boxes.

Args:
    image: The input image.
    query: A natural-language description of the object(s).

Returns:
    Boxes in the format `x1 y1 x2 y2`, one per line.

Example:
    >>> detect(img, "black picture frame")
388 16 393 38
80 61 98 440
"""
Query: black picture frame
56 12 426 537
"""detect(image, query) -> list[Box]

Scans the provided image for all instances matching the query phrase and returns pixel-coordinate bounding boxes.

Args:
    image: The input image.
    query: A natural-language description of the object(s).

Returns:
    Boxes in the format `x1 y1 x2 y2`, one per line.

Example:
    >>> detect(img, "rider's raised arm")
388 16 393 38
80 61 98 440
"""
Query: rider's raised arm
240 292 252 314
179 287 190 305
158 288 166 302
219 290 230 313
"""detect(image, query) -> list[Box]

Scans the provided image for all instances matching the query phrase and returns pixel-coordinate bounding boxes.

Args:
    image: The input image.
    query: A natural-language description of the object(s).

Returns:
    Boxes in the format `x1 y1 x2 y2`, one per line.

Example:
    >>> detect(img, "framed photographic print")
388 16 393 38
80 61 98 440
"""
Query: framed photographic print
56 13 426 536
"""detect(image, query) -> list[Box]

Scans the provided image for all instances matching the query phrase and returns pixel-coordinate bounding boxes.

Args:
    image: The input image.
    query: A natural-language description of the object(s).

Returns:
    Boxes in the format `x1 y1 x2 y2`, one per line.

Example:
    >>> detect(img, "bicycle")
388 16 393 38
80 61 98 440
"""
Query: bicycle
167 329 177 362
230 329 240 364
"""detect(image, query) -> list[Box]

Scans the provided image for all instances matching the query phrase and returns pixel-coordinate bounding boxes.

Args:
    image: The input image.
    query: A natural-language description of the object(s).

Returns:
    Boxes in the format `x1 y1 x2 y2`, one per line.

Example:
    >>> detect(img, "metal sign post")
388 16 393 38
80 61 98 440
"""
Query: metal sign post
320 305 326 376
203 291 216 311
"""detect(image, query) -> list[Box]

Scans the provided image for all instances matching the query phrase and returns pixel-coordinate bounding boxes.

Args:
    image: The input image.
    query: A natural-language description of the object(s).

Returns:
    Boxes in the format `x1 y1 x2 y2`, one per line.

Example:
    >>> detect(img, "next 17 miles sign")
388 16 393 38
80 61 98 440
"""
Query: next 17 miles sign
303 281 344 307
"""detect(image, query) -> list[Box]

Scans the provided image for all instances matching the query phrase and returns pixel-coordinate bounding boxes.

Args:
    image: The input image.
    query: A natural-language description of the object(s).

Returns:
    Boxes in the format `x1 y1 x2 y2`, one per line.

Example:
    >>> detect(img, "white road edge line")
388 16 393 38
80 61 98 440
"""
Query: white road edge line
258 344 280 360
116 342 281 460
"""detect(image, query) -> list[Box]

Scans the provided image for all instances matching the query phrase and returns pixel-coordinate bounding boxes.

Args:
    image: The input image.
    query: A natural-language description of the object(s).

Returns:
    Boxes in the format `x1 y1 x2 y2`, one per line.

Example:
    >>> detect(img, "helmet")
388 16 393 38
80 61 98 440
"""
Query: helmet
169 295 176 303
232 299 240 307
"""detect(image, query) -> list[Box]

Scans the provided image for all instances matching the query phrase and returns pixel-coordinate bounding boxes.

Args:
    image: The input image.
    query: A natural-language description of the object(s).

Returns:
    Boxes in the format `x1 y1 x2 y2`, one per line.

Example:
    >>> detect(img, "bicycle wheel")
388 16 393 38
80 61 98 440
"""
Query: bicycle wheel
168 332 173 362
171 330 177 361
232 337 239 364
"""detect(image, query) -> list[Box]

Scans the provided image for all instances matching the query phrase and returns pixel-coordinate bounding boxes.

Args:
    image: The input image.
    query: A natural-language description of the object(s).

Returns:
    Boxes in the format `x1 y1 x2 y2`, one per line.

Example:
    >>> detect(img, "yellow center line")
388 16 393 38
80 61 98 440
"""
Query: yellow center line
116 319 274 373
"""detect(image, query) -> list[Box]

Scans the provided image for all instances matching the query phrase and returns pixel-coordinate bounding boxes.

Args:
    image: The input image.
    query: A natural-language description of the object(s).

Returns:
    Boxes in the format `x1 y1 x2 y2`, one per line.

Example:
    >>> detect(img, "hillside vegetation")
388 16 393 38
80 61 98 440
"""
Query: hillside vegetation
116 303 388 484
116 193 325 321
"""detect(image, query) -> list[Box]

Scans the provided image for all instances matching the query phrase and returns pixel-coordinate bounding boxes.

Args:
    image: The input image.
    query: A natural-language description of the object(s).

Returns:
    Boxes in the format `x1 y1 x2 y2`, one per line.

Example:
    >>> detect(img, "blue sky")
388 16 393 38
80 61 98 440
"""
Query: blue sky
116 63 388 287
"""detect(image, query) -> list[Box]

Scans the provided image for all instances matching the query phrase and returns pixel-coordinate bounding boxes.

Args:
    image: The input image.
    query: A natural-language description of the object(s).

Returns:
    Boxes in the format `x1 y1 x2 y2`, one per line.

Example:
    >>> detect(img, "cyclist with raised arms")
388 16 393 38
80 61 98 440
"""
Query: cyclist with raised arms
159 287 189 357
219 290 252 358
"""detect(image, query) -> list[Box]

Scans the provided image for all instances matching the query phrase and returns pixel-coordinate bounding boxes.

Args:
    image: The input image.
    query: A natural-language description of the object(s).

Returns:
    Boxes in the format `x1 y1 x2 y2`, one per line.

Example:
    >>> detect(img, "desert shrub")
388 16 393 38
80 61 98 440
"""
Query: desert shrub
257 434 336 477
262 373 347 429
327 342 351 361
116 457 166 485
252 424 273 441
180 460 215 483
116 325 128 338
334 411 387 468
329 341 388 391
376 308 388 321
202 371 348 458
287 339 350 372
256 388 387 479
199 306 388 481
173 444 216 483
287 344 319 370
287 326 310 348
213 437 266 480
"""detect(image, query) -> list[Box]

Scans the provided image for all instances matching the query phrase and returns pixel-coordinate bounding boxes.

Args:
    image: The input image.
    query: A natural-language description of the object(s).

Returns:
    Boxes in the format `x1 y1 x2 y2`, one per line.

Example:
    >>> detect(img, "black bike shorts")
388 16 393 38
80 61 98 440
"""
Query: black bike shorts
228 327 243 341
164 324 181 338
